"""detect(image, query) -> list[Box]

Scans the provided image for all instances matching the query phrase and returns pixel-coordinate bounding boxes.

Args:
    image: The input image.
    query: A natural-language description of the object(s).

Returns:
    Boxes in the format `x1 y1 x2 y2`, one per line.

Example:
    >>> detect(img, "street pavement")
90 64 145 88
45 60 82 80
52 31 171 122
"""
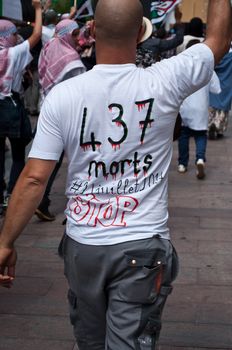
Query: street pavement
0 117 232 350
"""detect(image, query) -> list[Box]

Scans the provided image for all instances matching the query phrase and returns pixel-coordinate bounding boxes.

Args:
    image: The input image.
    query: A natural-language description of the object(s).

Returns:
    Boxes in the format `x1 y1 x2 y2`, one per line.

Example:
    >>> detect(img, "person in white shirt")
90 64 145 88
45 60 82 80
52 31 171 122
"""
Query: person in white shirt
0 0 42 215
35 18 86 221
177 39 221 179
0 0 231 349
41 9 57 46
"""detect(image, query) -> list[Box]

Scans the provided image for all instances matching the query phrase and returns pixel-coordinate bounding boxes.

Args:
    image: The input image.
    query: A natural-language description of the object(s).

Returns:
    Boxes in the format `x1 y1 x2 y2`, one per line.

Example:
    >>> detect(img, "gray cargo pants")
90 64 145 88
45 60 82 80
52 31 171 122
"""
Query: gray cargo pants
59 234 179 350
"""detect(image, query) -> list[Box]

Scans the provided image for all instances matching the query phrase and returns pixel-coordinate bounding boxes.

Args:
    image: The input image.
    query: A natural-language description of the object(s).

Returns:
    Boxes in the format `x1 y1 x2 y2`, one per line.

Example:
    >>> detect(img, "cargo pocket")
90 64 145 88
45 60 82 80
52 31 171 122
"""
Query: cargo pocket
136 318 159 349
119 248 167 304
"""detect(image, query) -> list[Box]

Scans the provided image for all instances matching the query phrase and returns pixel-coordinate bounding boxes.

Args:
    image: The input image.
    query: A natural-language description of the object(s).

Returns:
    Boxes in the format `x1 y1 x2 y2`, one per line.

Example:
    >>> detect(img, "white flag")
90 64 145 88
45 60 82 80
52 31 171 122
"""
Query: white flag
75 0 93 19
0 0 23 21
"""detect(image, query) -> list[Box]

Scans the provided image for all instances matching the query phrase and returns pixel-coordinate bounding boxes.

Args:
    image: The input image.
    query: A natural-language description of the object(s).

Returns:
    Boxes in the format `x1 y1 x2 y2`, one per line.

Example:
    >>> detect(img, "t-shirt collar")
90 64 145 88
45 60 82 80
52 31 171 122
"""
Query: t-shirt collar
93 63 136 70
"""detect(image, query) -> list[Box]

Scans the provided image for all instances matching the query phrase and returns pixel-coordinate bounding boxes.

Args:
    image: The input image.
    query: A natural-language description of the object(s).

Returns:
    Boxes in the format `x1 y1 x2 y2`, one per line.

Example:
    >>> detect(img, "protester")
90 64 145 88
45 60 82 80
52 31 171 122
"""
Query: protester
209 45 232 139
39 18 85 98
0 1 231 350
35 18 86 221
19 24 42 116
136 14 184 67
41 8 57 46
177 40 221 179
0 0 42 216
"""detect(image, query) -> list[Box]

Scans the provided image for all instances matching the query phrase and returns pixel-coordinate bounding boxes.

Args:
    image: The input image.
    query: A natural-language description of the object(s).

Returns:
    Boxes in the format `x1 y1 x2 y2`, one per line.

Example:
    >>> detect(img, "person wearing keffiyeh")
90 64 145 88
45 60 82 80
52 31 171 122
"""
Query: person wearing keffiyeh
0 0 42 216
35 19 86 221
0 21 22 95
39 19 86 98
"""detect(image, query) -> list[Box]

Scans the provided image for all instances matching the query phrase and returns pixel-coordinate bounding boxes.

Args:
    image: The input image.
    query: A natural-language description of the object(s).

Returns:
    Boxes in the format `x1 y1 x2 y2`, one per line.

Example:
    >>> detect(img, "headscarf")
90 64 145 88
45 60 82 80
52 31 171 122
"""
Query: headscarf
0 20 17 49
39 19 85 96
0 20 17 95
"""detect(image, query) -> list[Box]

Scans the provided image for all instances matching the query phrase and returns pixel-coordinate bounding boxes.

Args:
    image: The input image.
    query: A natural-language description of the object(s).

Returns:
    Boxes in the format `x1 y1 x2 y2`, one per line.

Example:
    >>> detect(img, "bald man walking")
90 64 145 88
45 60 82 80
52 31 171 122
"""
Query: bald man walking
0 1 231 349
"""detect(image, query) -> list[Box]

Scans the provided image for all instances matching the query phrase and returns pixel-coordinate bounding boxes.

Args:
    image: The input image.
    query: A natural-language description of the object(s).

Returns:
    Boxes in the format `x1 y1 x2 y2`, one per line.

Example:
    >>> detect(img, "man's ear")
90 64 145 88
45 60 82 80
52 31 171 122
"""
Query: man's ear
137 23 145 44
89 20 96 39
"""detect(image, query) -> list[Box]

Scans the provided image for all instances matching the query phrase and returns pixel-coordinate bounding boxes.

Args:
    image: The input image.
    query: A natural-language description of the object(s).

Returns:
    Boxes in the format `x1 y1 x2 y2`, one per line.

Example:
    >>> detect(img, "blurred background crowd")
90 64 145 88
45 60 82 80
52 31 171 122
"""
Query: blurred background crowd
0 0 231 220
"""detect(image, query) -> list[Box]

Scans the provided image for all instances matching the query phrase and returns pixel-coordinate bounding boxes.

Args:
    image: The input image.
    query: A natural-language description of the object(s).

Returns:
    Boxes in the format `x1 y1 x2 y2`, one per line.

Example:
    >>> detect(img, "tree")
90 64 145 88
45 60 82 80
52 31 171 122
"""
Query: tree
51 0 73 13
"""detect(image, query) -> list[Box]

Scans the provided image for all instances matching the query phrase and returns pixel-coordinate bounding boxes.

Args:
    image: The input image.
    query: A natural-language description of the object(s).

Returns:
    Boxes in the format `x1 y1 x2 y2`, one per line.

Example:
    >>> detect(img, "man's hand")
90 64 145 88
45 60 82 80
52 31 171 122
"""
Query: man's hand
69 6 77 19
43 0 52 11
0 247 17 289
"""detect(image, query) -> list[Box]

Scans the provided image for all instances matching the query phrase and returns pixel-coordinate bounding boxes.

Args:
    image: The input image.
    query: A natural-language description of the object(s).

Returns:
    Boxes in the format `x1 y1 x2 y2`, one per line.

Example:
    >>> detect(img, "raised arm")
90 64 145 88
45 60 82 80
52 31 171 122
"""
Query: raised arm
204 0 232 65
28 0 42 49
69 6 77 19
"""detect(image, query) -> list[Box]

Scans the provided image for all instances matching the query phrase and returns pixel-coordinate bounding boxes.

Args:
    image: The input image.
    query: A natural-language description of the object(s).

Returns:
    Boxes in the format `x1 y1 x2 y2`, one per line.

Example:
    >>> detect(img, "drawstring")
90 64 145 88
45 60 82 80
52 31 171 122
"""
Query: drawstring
10 95 17 107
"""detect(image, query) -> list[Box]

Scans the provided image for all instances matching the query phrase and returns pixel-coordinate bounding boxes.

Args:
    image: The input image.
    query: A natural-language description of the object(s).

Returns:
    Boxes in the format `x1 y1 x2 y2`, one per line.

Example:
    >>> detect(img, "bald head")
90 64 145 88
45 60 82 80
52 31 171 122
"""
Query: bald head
94 0 143 46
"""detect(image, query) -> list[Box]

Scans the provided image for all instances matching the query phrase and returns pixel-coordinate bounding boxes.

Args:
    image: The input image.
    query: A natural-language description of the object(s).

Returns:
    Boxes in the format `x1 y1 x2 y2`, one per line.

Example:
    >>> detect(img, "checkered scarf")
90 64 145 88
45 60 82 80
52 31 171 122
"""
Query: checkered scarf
39 19 82 96
0 20 17 95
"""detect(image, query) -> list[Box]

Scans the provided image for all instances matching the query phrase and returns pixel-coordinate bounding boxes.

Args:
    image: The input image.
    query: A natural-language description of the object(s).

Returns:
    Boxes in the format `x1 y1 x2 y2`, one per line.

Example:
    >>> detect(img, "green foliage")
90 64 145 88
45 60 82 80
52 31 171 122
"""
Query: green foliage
51 0 73 13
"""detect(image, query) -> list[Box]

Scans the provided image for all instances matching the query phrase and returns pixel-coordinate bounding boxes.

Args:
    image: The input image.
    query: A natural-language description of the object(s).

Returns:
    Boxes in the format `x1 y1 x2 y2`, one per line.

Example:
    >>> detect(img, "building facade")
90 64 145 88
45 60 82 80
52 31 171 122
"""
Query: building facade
180 0 209 22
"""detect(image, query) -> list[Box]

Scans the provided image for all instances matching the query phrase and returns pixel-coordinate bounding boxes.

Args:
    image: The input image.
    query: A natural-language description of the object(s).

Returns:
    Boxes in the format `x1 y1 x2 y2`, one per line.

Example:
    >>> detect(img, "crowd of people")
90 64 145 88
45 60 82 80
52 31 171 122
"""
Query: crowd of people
0 0 231 349
0 2 231 218
0 1 93 218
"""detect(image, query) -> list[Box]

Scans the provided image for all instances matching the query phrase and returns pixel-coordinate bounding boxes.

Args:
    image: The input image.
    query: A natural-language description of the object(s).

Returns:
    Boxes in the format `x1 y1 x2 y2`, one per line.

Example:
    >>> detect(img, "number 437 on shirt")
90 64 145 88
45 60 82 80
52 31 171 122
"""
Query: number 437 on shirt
80 98 155 151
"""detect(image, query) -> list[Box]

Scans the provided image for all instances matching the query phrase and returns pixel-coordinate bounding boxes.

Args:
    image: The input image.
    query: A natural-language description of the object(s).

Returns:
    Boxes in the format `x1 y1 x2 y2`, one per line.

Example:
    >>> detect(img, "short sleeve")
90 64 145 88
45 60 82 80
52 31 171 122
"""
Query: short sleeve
10 40 32 72
149 43 214 109
209 71 221 94
29 93 64 160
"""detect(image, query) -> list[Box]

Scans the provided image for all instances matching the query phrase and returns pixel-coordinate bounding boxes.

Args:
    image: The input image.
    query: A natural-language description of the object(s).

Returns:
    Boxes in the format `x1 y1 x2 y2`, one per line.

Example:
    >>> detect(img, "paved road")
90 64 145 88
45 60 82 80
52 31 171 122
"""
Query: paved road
0 117 232 350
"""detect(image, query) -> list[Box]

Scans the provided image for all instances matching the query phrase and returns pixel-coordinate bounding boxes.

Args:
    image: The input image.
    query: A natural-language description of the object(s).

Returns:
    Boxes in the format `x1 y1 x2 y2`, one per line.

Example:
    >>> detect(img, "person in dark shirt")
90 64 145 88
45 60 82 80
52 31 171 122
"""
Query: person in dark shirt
136 18 184 67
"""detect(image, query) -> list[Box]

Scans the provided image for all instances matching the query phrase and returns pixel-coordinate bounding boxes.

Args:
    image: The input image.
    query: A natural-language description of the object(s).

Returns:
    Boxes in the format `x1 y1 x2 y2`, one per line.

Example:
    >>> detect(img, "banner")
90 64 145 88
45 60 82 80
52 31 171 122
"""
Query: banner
150 0 181 26
75 0 93 19
50 0 93 18
0 0 180 24
90 1 180 25
0 0 23 21
0 0 40 22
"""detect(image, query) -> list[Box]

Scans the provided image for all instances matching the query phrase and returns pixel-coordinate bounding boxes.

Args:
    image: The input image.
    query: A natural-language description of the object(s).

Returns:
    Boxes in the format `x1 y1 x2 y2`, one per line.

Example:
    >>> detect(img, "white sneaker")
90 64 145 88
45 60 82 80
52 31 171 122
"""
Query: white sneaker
196 159 205 179
178 164 187 173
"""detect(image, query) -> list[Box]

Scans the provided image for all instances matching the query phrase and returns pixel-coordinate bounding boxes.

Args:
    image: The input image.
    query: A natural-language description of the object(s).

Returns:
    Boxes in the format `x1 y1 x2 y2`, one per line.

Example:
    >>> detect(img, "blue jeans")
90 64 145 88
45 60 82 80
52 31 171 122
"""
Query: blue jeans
178 127 207 167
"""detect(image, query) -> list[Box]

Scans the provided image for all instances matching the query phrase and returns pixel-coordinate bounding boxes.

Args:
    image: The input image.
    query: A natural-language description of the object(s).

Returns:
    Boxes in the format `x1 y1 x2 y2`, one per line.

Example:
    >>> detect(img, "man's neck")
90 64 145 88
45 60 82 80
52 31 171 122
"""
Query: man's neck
95 42 137 64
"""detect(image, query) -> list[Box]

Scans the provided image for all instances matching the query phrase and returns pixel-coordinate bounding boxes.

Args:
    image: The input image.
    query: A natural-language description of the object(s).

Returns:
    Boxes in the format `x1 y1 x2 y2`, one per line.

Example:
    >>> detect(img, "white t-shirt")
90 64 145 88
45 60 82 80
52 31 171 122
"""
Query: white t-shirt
180 71 221 130
0 40 32 99
29 44 214 245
